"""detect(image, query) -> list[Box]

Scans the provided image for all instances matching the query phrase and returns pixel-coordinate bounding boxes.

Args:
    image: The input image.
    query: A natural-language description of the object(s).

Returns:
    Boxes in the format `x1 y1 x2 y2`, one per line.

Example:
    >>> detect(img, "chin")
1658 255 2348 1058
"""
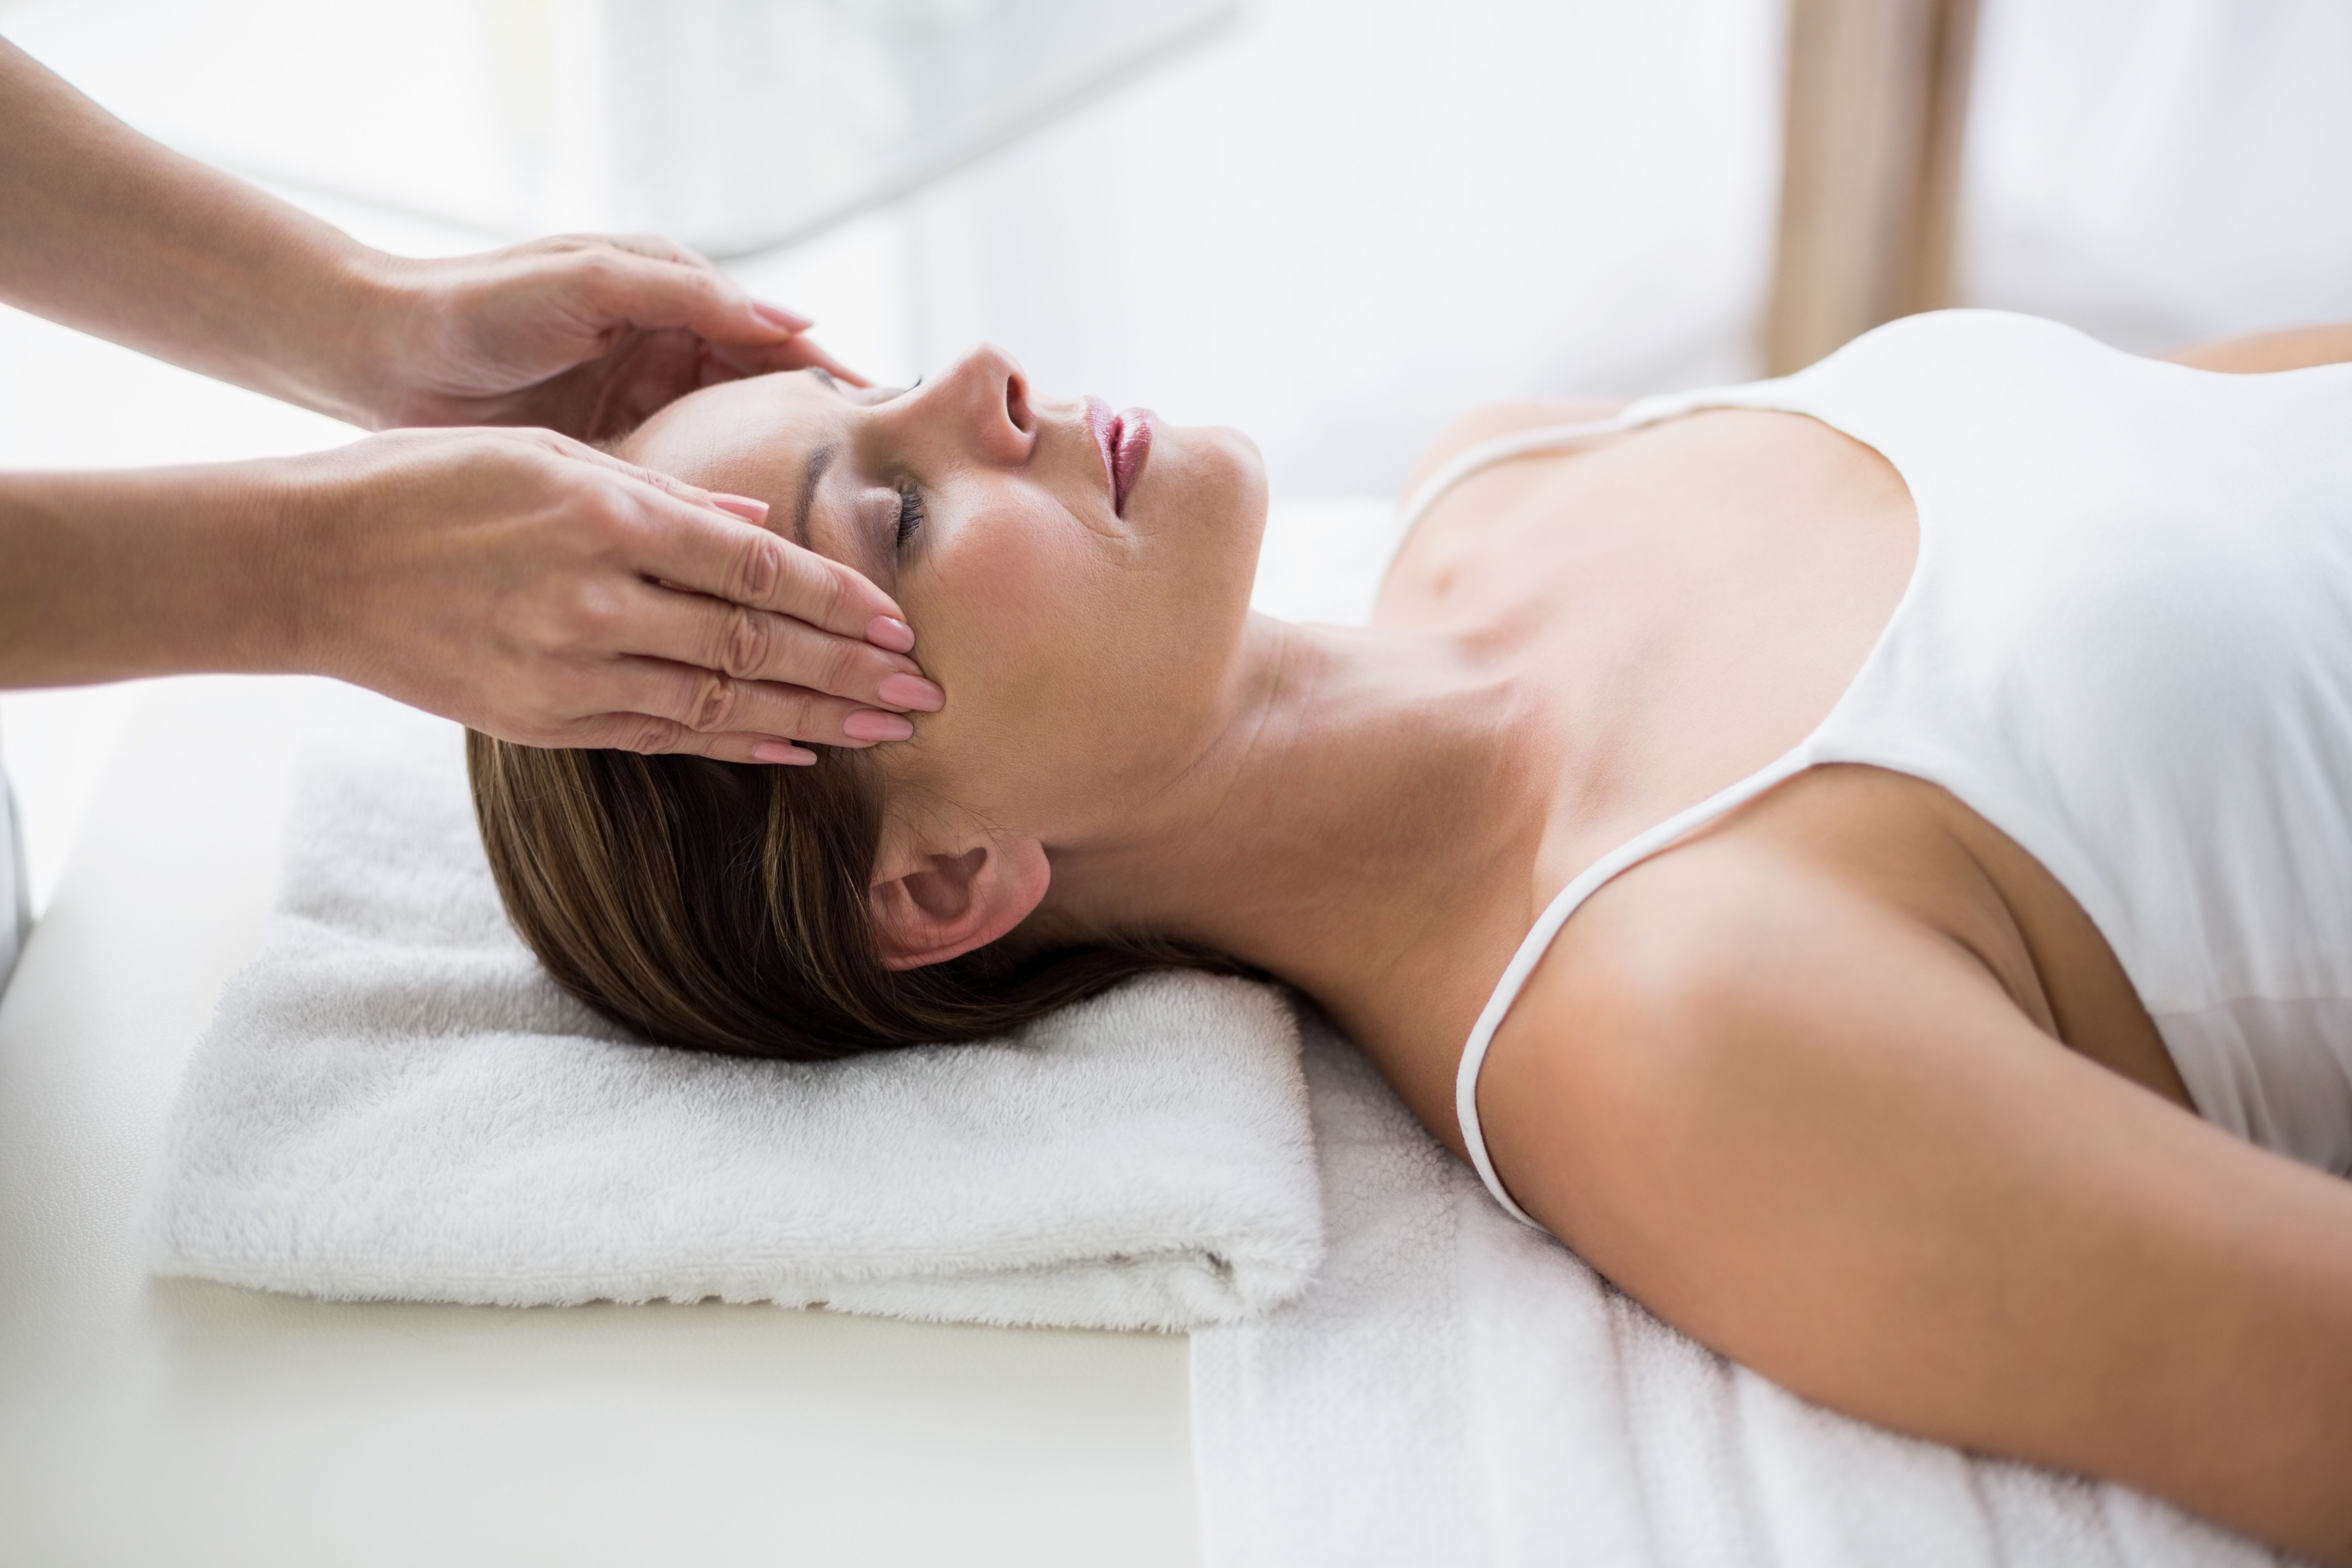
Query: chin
1158 422 1270 559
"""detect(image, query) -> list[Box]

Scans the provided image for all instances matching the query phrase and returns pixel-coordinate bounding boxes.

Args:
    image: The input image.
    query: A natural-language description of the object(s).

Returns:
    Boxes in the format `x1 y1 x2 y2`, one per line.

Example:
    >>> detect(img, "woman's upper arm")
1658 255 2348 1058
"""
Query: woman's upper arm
1475 846 2352 1559
2162 322 2352 373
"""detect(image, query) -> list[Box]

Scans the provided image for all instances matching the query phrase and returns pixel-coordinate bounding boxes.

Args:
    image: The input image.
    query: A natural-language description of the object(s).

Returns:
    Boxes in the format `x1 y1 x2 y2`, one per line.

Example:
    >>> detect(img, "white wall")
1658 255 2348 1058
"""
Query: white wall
1962 0 2352 352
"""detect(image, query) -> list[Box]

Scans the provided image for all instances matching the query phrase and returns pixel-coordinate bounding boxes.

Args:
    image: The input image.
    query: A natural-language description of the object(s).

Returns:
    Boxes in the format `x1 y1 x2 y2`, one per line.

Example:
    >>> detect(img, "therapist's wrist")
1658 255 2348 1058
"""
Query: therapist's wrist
244 445 390 684
147 459 319 677
284 245 428 432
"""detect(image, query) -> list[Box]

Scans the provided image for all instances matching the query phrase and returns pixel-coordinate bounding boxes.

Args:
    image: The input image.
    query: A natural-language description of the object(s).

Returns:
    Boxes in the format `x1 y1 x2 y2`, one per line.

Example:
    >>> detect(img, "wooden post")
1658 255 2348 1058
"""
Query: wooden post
1764 0 1980 375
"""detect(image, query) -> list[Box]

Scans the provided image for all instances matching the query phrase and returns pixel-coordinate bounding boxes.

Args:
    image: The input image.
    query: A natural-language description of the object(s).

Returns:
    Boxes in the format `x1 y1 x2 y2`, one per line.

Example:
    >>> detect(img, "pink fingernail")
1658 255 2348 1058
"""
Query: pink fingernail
713 493 769 522
866 615 915 653
875 673 945 712
842 710 915 743
754 301 815 333
752 741 817 765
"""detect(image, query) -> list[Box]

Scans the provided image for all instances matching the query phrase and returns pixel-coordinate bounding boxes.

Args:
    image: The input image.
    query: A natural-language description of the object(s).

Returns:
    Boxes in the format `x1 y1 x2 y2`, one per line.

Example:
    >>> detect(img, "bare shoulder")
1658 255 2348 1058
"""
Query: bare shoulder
1399 397 1630 500
1478 828 1997 1152
1469 811 2076 1284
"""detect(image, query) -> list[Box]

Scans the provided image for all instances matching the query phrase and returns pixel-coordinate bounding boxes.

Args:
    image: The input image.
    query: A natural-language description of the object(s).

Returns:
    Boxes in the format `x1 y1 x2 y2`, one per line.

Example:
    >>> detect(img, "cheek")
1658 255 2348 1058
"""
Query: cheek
1149 425 1268 611
900 441 1268 799
909 506 1115 745
908 505 1191 794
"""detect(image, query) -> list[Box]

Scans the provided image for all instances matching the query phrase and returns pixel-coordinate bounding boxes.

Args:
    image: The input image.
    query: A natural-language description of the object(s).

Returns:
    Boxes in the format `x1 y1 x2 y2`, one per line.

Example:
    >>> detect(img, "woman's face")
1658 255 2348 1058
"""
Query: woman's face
620 344 1269 847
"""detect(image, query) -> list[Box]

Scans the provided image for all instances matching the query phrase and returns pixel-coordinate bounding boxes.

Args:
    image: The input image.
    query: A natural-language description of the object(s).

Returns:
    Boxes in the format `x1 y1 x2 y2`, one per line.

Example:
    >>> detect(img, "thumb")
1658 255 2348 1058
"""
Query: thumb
515 426 766 522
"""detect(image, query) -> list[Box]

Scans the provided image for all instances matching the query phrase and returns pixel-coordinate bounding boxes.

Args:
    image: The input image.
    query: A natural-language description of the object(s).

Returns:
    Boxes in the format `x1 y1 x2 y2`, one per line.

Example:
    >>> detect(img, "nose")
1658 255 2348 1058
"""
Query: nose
906 343 1035 466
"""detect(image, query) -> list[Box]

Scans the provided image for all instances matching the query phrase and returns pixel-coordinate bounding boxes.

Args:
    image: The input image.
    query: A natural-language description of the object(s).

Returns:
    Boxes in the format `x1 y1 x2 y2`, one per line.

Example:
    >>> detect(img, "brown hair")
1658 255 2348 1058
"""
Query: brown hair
466 733 1248 1060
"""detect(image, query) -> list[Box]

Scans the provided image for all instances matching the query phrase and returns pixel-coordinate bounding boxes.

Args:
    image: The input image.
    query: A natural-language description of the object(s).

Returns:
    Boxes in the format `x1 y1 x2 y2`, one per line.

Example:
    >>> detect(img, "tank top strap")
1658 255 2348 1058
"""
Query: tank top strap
1377 386 1813 1225
1454 750 1817 1227
1384 410 1645 586
1383 386 1787 585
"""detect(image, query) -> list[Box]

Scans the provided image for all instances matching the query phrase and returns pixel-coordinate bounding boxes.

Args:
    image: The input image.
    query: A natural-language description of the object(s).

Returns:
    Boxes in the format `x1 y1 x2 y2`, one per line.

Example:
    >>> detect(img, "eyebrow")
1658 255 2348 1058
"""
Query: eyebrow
793 441 836 549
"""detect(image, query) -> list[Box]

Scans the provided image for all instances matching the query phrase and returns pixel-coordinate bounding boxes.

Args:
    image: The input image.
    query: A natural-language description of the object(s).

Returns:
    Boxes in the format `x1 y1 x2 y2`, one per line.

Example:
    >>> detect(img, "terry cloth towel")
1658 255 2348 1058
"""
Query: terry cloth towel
1189 1011 2292 1568
148 685 1322 1331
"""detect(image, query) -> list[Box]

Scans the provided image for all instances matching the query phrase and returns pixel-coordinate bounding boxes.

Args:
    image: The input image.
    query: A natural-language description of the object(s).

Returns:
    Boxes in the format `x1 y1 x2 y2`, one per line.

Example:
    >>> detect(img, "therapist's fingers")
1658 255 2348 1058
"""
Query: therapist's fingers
569 241 824 355
559 709 818 766
516 428 914 654
519 426 770 525
701 333 873 389
628 490 910 650
610 579 944 721
579 657 910 755
521 427 776 528
295 425 931 762
570 240 873 387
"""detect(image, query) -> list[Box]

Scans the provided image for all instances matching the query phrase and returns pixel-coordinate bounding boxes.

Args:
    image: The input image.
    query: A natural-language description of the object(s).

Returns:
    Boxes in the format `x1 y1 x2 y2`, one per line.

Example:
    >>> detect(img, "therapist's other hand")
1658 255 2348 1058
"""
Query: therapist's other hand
287 428 939 764
355 235 866 441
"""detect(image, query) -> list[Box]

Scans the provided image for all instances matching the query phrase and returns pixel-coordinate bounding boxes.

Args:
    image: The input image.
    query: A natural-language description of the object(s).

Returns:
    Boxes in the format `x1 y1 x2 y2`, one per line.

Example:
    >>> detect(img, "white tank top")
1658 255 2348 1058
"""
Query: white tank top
1398 310 2352 1225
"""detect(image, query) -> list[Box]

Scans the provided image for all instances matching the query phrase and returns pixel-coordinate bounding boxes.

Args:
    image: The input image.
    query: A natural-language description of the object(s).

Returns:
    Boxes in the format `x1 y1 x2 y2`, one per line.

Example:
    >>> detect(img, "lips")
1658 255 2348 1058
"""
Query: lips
1086 395 1156 516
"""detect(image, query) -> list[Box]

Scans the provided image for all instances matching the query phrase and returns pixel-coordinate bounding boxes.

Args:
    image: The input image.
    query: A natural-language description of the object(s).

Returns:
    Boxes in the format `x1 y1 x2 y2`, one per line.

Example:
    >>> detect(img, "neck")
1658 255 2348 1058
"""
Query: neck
1035 613 1554 1060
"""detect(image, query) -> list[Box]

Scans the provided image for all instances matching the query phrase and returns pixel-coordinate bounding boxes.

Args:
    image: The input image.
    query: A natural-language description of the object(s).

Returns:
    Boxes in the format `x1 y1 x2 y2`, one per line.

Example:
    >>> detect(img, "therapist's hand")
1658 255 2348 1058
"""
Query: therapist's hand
352 235 866 442
283 428 938 764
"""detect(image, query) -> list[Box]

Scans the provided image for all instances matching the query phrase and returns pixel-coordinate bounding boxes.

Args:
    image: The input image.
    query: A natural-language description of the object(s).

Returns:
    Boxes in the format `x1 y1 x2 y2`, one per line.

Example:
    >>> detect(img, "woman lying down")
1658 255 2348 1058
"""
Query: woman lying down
468 308 2352 1562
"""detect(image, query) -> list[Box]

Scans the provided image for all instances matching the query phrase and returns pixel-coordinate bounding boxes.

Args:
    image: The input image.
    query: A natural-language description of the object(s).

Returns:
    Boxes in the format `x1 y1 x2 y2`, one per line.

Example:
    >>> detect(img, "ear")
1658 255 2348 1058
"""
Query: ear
868 835 1051 971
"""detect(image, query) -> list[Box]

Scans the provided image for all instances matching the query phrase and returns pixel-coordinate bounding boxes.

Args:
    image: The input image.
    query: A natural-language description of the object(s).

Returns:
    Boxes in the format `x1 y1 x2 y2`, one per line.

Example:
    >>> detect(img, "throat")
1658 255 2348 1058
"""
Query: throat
1038 615 1551 1058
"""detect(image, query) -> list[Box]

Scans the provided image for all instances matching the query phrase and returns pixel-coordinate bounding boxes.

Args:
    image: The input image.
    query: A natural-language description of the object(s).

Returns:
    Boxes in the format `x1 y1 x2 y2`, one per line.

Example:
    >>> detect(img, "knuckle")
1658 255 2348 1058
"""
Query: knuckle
570 714 635 749
784 690 825 737
686 673 738 733
566 487 639 550
815 637 864 696
728 533 784 604
575 248 626 291
721 608 773 677
557 584 625 644
805 559 854 627
625 717 685 755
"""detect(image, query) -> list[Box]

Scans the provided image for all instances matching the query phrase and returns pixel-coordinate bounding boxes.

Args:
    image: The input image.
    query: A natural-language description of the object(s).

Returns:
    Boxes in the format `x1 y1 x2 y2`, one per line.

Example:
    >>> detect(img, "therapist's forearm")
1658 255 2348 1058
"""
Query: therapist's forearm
0 37 394 427
0 466 298 688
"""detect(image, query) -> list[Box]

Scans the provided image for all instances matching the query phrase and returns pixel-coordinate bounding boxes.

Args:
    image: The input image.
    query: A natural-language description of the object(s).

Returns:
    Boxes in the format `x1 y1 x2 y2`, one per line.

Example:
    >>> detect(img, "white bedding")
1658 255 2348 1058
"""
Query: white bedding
1190 1012 2288 1568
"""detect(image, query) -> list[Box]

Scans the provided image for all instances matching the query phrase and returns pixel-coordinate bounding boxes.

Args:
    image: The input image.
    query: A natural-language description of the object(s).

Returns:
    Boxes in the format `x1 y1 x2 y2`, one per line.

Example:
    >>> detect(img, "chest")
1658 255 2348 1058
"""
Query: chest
1329 411 1916 1124
1376 410 1920 886
1351 406 2195 1134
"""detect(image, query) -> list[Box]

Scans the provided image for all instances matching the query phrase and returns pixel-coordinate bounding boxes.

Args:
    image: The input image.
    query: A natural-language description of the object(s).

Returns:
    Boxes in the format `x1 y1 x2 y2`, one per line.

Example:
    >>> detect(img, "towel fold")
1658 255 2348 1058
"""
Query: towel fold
149 686 1322 1331
1190 1013 2283 1567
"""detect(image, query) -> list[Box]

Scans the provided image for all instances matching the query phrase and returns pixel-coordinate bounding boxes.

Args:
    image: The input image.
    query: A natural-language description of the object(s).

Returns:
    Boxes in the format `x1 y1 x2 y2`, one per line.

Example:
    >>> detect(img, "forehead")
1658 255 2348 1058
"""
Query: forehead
618 371 844 505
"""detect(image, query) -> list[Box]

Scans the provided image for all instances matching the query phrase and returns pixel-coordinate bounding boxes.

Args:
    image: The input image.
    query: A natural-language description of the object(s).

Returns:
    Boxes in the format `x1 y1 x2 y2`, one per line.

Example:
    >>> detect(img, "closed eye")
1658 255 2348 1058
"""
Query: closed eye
895 479 927 549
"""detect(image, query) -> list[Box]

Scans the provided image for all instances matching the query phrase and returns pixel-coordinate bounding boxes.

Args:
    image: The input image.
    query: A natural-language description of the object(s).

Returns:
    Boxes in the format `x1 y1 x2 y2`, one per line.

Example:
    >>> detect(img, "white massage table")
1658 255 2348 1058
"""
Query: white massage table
0 675 1200 1566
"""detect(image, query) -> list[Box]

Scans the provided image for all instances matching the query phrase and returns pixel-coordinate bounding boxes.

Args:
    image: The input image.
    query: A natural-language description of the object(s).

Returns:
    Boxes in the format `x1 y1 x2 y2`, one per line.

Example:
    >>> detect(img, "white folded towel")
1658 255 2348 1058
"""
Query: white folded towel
149 686 1322 1330
1190 1012 2285 1568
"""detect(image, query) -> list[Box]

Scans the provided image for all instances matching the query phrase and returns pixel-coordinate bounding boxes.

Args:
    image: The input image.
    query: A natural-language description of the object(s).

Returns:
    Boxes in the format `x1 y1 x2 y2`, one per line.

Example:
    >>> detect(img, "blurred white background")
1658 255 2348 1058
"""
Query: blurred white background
3 0 2350 918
